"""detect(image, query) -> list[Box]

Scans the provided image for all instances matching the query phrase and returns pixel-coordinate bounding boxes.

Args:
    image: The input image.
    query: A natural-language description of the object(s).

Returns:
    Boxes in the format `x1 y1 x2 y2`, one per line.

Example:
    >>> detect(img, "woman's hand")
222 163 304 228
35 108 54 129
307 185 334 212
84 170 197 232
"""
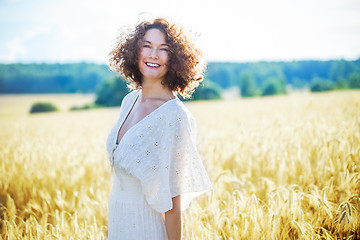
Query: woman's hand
164 195 182 240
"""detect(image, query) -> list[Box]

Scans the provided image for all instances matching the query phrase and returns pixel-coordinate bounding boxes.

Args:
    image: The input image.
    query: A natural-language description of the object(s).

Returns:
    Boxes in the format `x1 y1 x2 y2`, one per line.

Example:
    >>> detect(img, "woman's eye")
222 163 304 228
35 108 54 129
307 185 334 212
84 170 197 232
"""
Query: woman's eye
161 48 168 51
144 45 151 48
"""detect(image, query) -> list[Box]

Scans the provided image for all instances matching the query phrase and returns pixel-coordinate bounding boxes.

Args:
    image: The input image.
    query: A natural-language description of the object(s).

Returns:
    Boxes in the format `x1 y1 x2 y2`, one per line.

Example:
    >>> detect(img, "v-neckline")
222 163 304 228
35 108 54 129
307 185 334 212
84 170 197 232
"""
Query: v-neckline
115 90 178 146
115 92 139 145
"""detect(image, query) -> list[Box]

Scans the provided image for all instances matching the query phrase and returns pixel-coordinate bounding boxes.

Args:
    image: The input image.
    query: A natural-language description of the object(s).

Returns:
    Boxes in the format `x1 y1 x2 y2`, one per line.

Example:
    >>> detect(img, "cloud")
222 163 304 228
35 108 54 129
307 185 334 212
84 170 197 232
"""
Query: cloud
6 37 27 61
1 26 52 62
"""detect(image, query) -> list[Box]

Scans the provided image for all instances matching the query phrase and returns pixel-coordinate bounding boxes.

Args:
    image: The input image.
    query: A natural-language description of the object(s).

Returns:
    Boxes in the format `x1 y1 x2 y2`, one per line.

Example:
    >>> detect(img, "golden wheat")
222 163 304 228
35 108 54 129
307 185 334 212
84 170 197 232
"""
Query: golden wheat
1 90 359 239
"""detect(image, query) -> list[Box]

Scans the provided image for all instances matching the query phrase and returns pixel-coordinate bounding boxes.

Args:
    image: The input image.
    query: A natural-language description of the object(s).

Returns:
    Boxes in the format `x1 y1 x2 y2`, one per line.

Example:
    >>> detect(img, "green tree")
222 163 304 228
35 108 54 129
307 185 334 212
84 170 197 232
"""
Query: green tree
95 76 130 106
191 80 222 100
207 68 231 89
335 78 349 89
261 77 286 96
310 77 334 92
349 73 360 89
239 71 257 97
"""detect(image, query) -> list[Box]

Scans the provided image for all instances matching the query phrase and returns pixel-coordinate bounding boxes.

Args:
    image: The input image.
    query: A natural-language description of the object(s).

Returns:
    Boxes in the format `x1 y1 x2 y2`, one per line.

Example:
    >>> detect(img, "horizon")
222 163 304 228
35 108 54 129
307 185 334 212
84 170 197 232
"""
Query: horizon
1 57 359 65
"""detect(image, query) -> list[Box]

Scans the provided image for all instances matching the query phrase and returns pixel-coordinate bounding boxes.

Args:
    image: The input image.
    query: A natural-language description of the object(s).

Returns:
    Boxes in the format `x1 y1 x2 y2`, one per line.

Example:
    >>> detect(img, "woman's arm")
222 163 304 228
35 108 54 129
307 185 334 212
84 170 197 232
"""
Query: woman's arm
164 195 182 240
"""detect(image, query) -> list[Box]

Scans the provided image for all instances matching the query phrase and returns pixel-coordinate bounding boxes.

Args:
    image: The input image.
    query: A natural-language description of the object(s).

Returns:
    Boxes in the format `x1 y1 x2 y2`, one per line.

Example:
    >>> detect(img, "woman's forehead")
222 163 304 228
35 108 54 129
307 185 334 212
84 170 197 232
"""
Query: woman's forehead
143 28 167 44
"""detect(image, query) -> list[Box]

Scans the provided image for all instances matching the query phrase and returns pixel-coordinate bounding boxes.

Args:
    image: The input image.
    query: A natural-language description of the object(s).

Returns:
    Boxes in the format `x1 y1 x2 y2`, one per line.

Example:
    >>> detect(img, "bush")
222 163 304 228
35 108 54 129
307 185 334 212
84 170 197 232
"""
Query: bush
262 77 286 96
335 78 349 89
310 78 334 92
30 102 58 113
349 73 360 89
191 80 222 100
95 76 130 107
239 71 257 97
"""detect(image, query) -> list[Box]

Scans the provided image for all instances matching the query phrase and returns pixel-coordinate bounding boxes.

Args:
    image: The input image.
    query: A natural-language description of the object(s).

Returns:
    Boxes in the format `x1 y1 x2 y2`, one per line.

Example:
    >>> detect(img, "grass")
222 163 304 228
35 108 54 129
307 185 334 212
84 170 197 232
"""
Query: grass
1 90 359 239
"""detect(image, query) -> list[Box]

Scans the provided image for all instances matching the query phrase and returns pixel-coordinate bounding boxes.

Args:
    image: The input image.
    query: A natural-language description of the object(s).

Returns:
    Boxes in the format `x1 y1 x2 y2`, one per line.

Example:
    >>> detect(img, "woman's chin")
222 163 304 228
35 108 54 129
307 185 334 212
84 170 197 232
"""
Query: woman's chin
142 72 166 82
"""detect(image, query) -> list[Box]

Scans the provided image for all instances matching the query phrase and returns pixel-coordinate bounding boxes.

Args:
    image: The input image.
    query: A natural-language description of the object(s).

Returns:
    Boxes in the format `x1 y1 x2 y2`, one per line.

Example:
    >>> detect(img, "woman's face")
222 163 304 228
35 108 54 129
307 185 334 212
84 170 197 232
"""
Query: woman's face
138 28 169 82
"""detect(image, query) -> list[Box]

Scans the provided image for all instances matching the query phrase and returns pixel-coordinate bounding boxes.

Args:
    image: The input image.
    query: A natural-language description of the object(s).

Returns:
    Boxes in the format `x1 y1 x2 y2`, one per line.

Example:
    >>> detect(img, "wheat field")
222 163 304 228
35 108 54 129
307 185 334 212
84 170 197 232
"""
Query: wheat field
0 90 359 239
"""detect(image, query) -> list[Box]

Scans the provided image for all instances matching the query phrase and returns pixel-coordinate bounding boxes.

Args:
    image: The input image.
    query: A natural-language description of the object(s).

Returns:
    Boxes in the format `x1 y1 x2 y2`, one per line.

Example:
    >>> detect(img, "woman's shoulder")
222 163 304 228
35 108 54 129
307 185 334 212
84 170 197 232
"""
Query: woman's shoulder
121 89 140 106
167 99 195 125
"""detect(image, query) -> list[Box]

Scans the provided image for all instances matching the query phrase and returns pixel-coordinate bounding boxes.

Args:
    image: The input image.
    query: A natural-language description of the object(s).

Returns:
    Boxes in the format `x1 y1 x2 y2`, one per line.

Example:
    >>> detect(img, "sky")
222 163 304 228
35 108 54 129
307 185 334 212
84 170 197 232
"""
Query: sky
1 0 360 64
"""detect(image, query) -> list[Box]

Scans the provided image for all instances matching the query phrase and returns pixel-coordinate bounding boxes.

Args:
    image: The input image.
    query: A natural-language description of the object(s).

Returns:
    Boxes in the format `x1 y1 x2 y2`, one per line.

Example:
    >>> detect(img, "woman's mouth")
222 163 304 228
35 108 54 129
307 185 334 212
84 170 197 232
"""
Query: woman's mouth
145 62 160 68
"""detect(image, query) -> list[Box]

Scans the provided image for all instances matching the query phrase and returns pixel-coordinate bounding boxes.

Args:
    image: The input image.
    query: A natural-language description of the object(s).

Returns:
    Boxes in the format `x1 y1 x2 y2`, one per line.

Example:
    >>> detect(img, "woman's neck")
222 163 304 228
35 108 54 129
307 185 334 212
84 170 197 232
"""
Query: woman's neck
140 79 175 102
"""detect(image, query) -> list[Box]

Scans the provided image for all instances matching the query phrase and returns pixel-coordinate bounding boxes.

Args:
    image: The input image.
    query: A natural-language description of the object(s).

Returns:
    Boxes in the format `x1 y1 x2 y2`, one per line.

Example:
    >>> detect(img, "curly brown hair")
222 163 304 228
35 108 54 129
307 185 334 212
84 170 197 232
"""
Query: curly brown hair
109 18 205 98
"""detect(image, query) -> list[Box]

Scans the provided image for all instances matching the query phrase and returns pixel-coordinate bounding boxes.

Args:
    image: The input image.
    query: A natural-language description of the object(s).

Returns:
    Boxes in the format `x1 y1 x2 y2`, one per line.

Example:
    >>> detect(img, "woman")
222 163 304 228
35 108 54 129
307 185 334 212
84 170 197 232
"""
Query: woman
106 18 212 240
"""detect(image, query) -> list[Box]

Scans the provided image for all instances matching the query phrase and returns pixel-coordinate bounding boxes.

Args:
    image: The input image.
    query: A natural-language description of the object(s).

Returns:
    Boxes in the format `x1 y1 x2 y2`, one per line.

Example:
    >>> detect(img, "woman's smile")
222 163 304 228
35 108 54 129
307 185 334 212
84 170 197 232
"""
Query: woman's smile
145 62 161 68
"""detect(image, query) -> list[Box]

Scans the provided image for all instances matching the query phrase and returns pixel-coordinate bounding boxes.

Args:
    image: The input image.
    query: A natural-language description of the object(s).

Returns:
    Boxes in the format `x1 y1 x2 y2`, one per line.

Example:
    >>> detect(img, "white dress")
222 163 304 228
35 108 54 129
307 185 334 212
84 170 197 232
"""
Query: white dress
106 90 212 240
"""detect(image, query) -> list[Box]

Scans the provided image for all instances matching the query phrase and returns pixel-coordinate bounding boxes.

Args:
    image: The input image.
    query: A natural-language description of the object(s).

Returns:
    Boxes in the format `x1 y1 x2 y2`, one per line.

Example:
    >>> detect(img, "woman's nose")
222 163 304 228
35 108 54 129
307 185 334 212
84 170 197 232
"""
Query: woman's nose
149 48 158 59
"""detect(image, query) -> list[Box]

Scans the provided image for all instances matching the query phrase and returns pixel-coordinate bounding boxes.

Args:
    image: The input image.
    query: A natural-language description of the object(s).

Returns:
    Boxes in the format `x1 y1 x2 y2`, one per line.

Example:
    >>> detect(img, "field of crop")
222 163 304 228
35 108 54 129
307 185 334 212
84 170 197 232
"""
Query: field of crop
1 90 359 239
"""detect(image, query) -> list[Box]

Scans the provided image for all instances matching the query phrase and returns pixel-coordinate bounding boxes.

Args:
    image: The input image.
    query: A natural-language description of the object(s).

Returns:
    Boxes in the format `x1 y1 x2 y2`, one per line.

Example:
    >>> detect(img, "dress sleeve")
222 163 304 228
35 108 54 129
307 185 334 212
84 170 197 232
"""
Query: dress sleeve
167 111 212 212
122 102 212 213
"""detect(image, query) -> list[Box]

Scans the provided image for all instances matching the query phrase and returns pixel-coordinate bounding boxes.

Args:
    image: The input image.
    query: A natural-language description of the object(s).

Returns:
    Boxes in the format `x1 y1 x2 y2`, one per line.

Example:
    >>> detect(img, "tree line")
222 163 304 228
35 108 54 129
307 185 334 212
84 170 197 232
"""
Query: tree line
0 63 112 93
1 59 360 106
205 59 360 97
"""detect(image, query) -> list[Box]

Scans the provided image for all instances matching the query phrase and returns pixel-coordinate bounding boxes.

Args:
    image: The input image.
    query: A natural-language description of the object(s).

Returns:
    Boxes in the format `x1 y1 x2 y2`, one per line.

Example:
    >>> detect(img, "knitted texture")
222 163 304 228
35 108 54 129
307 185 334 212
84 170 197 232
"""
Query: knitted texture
106 90 212 239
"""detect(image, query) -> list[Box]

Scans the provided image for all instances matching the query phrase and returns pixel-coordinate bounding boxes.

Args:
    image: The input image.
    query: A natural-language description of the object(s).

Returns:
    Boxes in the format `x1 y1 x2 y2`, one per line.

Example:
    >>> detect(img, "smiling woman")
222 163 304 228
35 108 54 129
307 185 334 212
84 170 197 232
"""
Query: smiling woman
109 18 205 98
106 18 212 240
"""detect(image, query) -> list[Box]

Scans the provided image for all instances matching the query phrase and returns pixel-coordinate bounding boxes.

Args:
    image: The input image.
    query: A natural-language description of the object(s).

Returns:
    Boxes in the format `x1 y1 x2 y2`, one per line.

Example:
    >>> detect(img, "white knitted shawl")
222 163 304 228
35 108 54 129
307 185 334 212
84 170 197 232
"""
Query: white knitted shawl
106 90 212 213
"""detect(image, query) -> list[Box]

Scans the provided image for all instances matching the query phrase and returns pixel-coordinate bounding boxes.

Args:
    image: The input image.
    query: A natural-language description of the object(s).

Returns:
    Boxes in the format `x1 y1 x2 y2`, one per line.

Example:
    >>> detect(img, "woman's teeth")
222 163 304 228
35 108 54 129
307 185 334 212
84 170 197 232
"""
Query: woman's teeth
146 63 160 68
